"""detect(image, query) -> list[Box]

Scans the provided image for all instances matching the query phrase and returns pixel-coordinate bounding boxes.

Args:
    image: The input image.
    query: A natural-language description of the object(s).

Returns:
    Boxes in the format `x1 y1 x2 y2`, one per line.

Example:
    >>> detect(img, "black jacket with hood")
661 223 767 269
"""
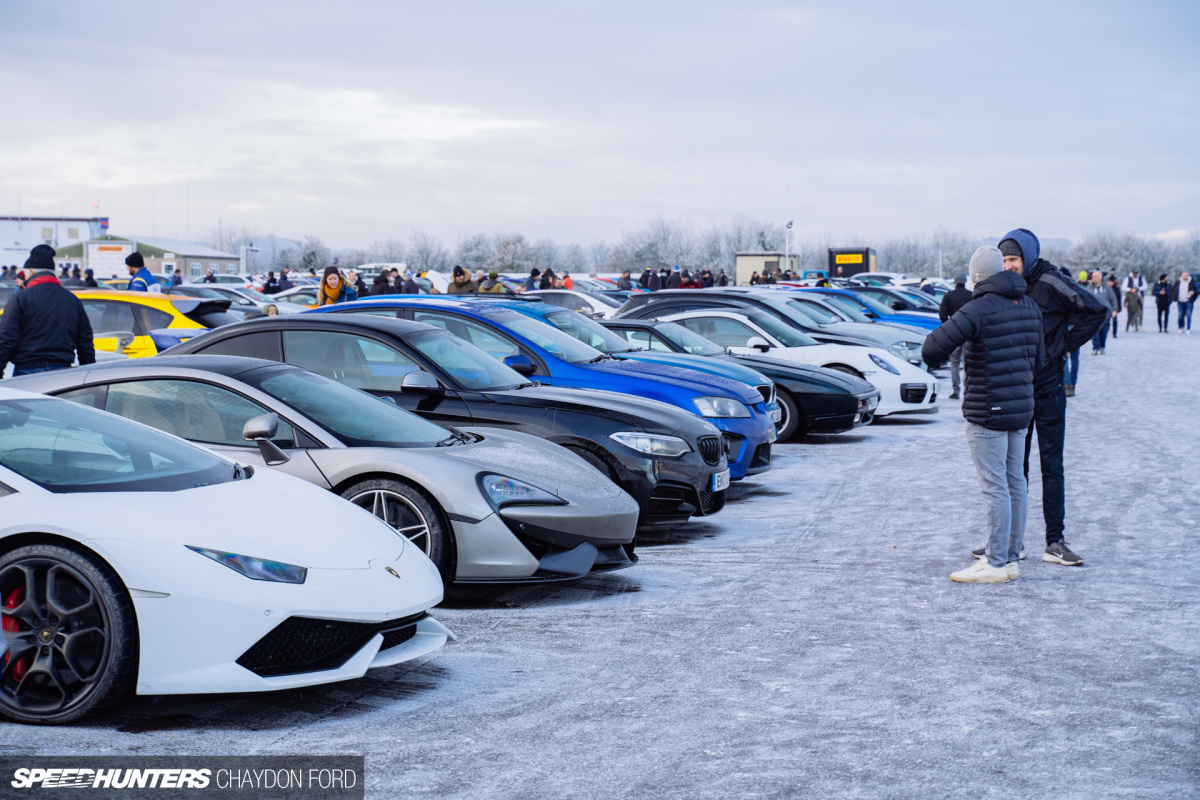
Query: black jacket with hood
999 228 1108 390
922 271 1045 431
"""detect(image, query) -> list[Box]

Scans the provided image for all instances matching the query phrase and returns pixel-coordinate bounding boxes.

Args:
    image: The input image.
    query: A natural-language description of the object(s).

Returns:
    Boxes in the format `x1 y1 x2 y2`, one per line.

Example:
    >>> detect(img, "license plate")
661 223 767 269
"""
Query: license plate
864 397 878 410
769 407 782 422
712 470 730 492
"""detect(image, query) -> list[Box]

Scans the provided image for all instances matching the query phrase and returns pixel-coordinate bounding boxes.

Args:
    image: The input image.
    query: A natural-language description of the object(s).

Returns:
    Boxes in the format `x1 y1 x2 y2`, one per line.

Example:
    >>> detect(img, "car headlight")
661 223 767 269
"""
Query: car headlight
186 546 307 584
609 431 691 457
478 474 566 509
869 354 901 375
888 342 919 359
692 396 751 418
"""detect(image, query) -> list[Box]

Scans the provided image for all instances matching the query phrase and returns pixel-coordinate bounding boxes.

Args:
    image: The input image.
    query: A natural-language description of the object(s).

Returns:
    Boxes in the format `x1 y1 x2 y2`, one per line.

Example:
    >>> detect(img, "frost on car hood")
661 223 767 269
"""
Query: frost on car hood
441 430 624 500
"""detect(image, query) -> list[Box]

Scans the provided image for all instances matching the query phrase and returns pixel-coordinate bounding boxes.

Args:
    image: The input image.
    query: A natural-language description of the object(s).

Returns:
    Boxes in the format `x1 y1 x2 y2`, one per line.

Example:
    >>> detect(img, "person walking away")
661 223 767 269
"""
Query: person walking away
1088 270 1117 355
447 265 479 294
617 270 634 290
0 245 96 378
648 269 661 292
1105 274 1121 338
1152 273 1172 332
1171 271 1197 333
369 272 392 296
401 271 419 294
938 270 973 400
539 269 556 290
717 270 729 287
62 267 85 288
994 229 1107 566
524 268 541 292
922 246 1043 582
479 271 508 293
83 268 98 288
125 252 160 292
666 266 682 289
318 266 353 305
262 271 281 295
278 267 294 292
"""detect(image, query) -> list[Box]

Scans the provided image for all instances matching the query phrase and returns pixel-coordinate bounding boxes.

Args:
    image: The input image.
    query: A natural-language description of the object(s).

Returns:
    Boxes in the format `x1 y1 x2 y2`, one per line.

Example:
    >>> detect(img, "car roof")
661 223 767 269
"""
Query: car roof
189 311 435 339
78 354 288 380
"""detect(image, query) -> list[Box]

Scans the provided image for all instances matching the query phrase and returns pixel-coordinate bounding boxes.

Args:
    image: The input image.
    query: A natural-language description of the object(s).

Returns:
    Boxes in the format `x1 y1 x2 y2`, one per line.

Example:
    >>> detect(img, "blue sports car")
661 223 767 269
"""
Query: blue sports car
309 298 776 480
798 288 941 331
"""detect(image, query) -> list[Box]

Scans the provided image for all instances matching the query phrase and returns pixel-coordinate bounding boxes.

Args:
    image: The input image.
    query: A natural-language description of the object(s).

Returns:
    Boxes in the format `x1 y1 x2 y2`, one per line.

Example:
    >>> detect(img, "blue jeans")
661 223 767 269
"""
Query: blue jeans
1179 301 1194 331
966 422 1028 568
12 365 69 377
1062 348 1080 386
1091 322 1109 351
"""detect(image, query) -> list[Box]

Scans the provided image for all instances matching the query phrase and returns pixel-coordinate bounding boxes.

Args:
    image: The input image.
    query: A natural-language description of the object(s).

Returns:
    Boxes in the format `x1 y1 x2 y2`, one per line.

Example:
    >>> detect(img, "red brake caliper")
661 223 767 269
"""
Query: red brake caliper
2 587 27 682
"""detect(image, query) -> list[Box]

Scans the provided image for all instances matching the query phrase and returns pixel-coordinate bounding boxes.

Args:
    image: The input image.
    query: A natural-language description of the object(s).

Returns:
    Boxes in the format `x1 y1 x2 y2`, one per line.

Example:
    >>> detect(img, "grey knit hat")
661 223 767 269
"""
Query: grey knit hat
953 269 967 285
969 245 1004 283
998 239 1022 259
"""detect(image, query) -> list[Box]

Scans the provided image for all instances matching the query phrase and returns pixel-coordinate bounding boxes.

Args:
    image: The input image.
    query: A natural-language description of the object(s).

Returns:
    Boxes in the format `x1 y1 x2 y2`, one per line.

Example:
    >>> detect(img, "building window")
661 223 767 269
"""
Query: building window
190 262 202 277
41 227 53 238
68 228 79 239
225 263 238 274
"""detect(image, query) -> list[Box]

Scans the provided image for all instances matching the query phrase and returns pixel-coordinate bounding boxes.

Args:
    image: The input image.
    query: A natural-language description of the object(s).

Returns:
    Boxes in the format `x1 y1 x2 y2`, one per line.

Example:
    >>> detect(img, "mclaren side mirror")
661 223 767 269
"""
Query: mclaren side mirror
401 370 444 393
890 300 907 310
745 336 772 352
242 412 290 466
502 355 537 376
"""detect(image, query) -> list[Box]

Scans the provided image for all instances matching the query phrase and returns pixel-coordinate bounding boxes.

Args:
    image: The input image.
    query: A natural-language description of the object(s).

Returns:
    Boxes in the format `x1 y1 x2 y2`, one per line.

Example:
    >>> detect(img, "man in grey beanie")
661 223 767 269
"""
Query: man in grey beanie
922 246 1044 582
938 269 973 399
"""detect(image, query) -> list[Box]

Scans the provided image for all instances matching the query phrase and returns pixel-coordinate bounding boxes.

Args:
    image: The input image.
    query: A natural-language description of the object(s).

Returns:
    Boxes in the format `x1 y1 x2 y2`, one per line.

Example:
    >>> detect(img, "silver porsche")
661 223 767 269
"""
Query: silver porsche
6 355 641 587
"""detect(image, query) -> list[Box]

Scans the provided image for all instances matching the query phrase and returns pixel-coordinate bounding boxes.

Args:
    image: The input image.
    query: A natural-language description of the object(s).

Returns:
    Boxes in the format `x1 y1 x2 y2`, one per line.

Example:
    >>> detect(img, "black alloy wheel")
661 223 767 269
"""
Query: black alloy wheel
343 478 454 584
0 545 137 725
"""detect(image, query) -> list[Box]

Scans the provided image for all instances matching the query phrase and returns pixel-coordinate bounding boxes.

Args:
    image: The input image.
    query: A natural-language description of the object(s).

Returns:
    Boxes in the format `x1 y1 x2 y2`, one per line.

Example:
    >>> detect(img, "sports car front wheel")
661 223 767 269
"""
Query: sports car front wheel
343 479 453 583
0 545 137 725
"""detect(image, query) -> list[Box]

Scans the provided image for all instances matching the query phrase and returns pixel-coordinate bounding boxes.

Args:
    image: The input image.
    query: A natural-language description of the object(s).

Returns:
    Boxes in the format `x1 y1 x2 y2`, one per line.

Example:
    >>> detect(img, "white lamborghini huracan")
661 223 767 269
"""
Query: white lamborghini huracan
0 387 450 724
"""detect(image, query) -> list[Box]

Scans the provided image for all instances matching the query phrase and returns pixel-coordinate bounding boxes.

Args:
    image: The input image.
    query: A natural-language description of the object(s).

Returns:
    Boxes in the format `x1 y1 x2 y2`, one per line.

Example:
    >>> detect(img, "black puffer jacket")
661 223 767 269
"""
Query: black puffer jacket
0 275 96 374
922 271 1045 431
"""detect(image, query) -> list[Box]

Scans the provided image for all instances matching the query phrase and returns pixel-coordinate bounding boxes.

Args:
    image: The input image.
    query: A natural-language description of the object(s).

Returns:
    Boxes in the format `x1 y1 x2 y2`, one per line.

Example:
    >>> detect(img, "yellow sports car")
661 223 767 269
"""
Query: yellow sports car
71 290 241 358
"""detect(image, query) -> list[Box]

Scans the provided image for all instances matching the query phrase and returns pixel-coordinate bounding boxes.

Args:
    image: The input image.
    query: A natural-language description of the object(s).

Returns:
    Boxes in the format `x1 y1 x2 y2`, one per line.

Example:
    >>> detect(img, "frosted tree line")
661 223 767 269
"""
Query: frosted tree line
205 219 1200 281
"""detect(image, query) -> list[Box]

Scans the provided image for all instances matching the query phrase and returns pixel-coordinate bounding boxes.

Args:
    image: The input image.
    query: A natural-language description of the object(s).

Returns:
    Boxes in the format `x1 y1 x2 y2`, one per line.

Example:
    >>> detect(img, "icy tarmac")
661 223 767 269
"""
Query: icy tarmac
3 331 1197 799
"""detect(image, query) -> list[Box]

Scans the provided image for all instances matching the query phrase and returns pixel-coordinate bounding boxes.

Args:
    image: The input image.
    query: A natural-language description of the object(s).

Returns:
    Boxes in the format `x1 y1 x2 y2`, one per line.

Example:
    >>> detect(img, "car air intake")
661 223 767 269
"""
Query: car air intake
697 436 723 465
756 384 775 405
236 613 426 677
901 384 928 404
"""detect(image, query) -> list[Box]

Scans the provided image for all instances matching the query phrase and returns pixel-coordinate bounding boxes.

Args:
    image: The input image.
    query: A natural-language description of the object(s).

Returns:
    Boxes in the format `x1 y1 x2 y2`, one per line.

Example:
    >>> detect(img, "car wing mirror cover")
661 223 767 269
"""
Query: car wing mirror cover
243 412 290 466
502 355 536 376
401 370 444 393
746 336 772 352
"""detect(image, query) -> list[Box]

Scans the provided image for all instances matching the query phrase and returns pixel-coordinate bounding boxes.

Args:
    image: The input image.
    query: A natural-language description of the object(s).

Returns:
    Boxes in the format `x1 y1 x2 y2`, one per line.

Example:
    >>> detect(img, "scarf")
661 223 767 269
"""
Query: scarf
321 279 344 304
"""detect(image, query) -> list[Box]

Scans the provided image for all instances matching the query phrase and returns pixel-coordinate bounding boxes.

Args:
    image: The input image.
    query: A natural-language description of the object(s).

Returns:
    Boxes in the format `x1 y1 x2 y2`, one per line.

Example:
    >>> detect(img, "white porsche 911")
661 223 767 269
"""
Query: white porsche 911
661 310 937 418
0 387 450 724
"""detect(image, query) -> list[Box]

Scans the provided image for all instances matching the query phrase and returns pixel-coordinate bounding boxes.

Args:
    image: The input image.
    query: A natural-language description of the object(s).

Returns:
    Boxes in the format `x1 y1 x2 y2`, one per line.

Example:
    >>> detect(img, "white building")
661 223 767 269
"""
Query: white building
0 216 110 268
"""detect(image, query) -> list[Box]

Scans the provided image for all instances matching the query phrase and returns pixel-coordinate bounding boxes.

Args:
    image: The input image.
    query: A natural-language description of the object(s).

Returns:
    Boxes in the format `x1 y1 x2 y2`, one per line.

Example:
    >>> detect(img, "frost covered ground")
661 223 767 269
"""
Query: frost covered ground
3 332 1198 799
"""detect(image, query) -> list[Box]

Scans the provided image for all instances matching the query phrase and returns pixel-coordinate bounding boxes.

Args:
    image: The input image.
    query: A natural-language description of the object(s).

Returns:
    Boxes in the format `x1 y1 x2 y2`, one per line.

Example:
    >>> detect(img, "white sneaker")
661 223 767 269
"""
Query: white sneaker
1006 562 1020 580
951 557 1012 583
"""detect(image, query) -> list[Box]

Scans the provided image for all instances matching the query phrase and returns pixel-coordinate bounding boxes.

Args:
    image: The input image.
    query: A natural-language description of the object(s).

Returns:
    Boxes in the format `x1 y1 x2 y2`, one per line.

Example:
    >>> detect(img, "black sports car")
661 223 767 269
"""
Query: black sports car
601 319 880 439
170 315 730 527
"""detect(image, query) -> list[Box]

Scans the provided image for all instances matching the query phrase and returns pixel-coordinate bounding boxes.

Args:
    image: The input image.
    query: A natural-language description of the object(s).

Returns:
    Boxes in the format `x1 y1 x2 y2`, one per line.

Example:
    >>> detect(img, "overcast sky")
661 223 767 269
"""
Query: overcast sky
2 1 1197 248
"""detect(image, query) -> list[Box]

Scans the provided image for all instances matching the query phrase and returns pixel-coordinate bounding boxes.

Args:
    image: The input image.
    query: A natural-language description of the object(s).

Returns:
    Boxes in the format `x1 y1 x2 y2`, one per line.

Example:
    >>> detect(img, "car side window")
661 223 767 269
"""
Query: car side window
678 317 757 347
197 331 283 361
341 308 400 319
135 306 175 331
617 328 668 352
282 330 419 392
56 385 109 410
103 380 296 448
80 300 139 335
410 311 521 360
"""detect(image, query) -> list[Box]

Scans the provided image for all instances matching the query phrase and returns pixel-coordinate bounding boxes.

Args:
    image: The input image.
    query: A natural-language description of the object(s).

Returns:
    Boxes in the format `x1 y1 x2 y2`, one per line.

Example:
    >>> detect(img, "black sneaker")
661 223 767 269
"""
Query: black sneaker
949 391 960 400
1043 541 1083 565
970 546 1026 560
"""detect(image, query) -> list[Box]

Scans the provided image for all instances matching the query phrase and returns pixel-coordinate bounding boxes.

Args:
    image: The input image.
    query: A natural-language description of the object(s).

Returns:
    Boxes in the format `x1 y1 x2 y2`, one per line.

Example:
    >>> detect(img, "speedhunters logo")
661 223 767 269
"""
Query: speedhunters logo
0 757 364 798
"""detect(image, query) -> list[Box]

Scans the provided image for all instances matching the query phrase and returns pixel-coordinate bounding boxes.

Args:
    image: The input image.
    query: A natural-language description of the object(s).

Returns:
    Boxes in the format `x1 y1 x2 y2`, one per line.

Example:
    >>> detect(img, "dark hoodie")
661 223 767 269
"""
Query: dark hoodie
922 270 1044 431
999 228 1108 390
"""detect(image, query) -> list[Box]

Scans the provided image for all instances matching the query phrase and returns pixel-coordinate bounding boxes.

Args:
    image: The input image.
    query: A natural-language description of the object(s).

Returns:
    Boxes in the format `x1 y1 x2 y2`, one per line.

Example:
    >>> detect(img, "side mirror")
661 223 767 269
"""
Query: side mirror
401 370 443 393
890 300 907 310
502 354 536 376
242 412 290 466
745 336 771 352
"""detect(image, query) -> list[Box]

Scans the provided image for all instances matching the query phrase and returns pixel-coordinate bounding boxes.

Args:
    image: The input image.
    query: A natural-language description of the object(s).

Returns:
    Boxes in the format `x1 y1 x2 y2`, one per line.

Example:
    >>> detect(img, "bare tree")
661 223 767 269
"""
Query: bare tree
368 238 407 264
455 234 493 273
561 243 588 275
201 222 256 255
409 231 450 272
278 236 330 275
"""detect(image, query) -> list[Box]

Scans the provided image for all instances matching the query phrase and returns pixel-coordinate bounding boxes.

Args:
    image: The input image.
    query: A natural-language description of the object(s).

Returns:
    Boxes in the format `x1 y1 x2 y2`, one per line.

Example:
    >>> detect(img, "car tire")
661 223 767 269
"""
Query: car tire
342 478 454 584
0 544 137 725
825 364 864 379
565 446 620 484
775 390 805 441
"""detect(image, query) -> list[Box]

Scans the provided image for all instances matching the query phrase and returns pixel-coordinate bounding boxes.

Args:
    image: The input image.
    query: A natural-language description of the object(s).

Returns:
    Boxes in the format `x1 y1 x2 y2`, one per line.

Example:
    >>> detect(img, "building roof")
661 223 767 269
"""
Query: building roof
0 215 108 223
55 236 237 259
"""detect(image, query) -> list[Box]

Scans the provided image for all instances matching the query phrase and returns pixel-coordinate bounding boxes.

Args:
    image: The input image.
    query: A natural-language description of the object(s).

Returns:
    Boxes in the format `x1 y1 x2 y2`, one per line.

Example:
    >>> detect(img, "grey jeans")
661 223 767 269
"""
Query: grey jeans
949 346 963 392
965 422 1028 568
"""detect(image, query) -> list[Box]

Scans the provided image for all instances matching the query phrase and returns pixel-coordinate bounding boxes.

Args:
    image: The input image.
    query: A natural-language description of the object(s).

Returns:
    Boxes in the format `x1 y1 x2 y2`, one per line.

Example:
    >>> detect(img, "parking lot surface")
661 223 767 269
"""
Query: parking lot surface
3 333 1197 799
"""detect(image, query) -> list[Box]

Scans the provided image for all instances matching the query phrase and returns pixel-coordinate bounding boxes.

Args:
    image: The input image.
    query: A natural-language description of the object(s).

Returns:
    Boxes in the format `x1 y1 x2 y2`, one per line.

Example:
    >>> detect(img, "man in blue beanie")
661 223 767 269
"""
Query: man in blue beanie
968 229 1106 567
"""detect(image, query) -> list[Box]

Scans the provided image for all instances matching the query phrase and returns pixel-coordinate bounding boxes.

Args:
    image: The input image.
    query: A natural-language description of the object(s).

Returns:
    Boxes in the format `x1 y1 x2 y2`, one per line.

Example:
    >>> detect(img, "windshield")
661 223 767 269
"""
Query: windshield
484 309 605 364
749 313 818 347
799 296 866 323
0 397 234 493
405 330 527 391
543 311 637 353
249 369 451 447
895 289 939 310
782 299 840 325
653 322 724 356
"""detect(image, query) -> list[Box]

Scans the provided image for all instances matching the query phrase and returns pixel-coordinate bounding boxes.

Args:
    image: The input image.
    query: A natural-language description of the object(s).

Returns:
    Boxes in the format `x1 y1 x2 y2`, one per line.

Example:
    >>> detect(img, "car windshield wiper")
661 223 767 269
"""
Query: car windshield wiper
587 354 613 363
436 427 473 446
